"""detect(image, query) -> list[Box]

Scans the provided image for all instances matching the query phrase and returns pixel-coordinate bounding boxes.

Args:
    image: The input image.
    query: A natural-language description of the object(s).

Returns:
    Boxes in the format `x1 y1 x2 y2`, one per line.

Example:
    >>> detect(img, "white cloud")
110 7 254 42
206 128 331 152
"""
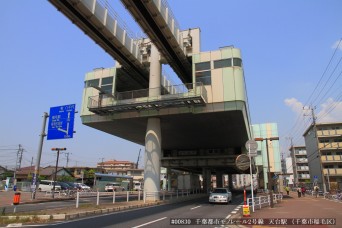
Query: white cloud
317 98 342 122
332 40 342 51
284 97 342 123
284 98 305 116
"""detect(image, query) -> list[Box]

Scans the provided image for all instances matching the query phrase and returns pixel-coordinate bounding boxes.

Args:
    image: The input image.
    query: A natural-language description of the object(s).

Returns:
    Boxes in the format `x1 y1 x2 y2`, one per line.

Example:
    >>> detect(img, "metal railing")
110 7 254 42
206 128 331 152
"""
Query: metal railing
74 189 202 208
247 193 283 210
88 82 207 110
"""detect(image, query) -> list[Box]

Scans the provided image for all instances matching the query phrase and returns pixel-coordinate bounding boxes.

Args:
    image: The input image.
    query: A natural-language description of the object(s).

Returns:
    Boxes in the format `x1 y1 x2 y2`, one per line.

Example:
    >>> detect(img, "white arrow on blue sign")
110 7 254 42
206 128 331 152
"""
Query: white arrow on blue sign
47 104 76 140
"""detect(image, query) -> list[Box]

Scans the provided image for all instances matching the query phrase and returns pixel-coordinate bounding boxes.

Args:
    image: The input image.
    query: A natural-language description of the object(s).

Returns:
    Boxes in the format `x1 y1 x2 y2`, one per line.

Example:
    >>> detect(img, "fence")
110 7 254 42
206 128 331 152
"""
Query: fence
75 189 200 208
247 193 283 211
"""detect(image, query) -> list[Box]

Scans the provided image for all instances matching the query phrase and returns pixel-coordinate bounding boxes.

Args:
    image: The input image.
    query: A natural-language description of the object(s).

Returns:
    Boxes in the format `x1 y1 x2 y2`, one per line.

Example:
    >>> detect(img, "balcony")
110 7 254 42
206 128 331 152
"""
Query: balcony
298 174 310 179
296 158 308 163
321 155 342 163
296 166 309 171
323 168 342 176
317 129 342 137
319 142 342 150
295 151 307 155
88 83 207 115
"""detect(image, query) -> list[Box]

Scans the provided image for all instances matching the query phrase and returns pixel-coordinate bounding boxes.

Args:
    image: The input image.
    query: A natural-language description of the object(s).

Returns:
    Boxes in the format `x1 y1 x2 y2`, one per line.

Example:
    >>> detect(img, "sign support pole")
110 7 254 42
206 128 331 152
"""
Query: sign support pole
32 112 48 200
249 144 255 212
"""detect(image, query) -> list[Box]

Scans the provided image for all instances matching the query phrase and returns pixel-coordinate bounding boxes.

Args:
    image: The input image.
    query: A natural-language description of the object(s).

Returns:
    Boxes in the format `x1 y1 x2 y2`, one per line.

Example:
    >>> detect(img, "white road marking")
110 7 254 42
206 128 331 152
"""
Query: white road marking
191 206 201 210
225 214 231 219
7 224 22 227
132 217 167 228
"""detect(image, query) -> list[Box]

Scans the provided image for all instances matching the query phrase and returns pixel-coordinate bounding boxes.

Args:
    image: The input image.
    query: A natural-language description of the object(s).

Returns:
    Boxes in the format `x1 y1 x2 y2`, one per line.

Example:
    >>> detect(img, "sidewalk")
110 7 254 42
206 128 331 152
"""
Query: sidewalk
242 191 342 228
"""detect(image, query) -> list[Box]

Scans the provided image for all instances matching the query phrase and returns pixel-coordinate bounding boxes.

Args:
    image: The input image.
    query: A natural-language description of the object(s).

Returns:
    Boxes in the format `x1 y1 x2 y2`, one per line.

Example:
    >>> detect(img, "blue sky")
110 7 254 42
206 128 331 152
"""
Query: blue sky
1 0 341 169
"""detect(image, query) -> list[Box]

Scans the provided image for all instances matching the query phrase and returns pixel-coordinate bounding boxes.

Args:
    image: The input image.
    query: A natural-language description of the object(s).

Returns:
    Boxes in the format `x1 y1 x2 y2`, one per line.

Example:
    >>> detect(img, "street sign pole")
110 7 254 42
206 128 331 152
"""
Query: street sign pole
32 112 49 200
249 144 255 212
245 140 258 213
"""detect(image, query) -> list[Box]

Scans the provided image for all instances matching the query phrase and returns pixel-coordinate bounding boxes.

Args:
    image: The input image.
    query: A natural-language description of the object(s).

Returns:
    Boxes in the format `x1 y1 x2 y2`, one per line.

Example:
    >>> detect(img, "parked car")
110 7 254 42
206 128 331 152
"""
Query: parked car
105 182 125 192
74 183 91 191
65 182 81 190
58 182 73 190
133 182 143 191
38 180 61 192
209 188 232 204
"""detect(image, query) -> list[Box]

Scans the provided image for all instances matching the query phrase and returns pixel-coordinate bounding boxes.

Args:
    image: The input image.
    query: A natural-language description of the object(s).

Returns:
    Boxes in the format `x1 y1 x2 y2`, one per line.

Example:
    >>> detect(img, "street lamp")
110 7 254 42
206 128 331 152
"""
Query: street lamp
51 148 66 199
255 137 279 208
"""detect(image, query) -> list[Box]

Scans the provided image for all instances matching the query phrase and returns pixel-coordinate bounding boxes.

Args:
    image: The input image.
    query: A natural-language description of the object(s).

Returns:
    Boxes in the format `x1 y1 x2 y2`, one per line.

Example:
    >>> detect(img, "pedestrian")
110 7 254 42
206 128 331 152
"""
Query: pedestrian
297 187 301 198
285 186 290 195
314 185 319 198
301 186 306 197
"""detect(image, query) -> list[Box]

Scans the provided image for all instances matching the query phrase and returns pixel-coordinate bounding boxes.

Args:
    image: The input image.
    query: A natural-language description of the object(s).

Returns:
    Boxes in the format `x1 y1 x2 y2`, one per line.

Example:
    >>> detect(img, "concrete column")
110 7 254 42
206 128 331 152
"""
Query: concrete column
228 174 234 189
167 167 172 191
216 171 223 188
144 118 162 200
144 44 162 201
202 168 211 193
149 44 161 96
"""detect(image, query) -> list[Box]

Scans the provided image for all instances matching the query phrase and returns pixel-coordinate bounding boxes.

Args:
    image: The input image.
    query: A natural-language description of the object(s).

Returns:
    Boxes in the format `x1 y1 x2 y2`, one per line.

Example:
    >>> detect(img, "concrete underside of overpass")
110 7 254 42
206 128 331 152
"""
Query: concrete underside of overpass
82 102 250 175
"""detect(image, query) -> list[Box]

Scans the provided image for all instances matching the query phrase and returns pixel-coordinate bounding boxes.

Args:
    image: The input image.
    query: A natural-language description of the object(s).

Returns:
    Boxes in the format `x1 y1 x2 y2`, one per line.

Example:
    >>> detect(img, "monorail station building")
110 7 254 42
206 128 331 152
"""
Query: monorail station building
49 0 252 199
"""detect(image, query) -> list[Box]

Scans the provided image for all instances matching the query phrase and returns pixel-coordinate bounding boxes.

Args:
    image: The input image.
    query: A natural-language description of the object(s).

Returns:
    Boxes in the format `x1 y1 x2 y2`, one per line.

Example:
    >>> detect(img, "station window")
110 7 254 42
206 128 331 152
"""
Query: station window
214 59 232 69
195 61 211 85
85 79 99 88
233 58 242 67
195 71 211 85
101 76 113 94
195 61 210 71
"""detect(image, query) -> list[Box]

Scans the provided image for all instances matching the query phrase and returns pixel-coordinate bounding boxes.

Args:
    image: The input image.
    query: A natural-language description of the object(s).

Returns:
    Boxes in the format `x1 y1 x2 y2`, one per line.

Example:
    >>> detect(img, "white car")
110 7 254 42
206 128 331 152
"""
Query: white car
209 188 232 204
38 180 61 192
75 183 91 191
105 182 125 192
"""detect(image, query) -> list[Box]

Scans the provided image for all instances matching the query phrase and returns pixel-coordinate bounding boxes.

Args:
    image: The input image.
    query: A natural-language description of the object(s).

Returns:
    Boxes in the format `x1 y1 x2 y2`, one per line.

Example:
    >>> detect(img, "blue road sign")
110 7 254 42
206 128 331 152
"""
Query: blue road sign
47 104 76 140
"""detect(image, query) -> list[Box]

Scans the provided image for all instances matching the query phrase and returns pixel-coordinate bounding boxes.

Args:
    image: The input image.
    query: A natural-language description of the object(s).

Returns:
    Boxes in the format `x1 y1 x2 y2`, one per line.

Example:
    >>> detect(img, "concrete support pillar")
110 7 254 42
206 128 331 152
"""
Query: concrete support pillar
167 167 172 191
149 44 161 96
216 171 224 188
229 174 234 189
144 118 161 201
202 168 211 193
144 44 162 201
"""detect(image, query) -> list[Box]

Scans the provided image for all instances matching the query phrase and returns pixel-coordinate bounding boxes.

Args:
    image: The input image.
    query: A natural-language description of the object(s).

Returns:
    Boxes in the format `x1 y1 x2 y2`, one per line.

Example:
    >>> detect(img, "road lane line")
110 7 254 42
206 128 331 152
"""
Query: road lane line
132 217 167 228
190 206 201 210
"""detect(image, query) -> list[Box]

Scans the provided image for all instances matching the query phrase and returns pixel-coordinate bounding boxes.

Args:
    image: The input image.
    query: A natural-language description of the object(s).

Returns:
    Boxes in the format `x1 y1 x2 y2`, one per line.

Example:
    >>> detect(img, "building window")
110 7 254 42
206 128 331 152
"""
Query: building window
195 61 211 85
195 62 210 71
85 79 100 88
233 58 242 67
195 71 211 85
214 59 232 69
101 76 113 94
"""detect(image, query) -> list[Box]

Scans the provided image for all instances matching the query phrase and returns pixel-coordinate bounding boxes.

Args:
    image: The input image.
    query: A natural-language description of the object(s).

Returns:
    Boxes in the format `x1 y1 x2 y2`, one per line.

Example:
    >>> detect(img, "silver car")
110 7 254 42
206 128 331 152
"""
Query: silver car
209 188 232 204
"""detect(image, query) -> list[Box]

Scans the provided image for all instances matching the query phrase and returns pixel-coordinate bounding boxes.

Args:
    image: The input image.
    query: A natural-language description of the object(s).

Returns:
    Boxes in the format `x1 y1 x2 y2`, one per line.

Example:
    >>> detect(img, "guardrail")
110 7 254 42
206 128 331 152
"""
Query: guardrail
247 193 283 211
74 189 201 208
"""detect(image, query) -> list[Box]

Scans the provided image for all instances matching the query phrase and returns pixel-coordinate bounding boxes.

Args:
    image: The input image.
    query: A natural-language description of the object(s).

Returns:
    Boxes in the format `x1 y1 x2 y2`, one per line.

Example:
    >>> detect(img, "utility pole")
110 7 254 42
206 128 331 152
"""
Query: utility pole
287 137 298 186
65 152 71 168
32 112 49 200
51 148 66 199
311 107 327 193
304 106 326 192
136 149 141 169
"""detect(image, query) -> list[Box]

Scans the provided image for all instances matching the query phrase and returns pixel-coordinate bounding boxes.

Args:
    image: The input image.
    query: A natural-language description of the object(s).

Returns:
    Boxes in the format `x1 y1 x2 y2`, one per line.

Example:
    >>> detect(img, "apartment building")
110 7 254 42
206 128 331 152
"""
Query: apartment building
97 160 136 175
303 122 342 191
289 146 310 186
